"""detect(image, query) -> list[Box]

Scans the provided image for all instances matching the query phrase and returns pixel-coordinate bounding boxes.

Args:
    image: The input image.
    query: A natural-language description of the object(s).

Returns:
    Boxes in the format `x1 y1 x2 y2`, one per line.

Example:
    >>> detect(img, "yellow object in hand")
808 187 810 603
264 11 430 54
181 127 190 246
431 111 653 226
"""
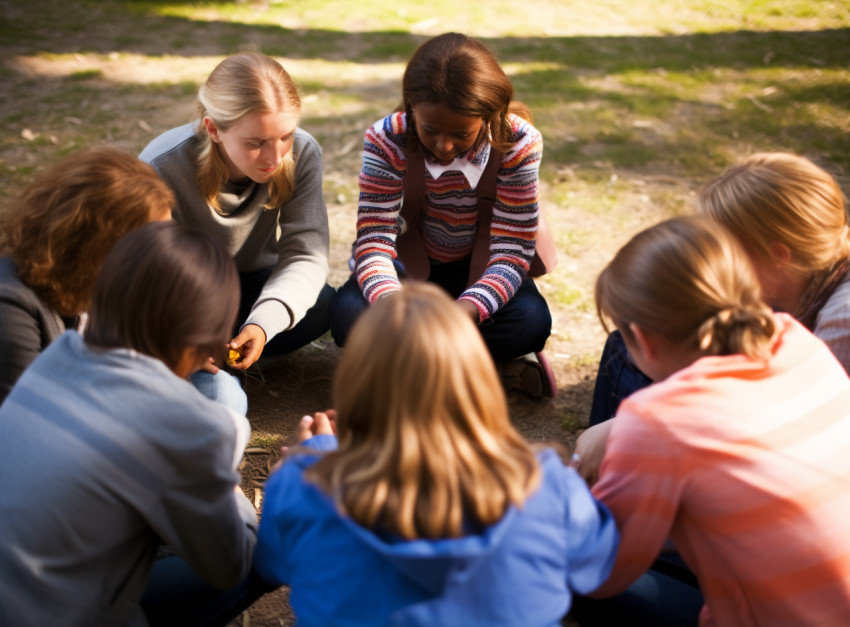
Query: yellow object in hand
226 348 241 367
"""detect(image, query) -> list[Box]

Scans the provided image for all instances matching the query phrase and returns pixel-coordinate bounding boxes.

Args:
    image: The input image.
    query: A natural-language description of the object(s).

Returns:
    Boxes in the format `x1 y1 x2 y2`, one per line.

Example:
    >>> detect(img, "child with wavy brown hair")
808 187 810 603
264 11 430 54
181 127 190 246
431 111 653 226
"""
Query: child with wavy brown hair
0 222 267 625
0 146 172 404
255 282 618 626
572 216 850 626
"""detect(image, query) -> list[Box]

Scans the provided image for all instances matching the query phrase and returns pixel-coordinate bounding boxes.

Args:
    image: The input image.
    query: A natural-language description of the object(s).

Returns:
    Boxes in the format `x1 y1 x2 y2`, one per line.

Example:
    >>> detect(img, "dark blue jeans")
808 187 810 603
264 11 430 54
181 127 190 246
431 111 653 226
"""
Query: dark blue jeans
238 268 335 359
588 330 653 426
329 259 551 362
569 568 703 627
141 556 274 627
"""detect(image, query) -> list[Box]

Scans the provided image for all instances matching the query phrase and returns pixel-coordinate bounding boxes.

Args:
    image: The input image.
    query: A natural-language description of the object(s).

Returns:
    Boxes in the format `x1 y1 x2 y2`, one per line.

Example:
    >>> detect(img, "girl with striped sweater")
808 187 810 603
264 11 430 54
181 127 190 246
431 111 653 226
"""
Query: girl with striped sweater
329 32 556 397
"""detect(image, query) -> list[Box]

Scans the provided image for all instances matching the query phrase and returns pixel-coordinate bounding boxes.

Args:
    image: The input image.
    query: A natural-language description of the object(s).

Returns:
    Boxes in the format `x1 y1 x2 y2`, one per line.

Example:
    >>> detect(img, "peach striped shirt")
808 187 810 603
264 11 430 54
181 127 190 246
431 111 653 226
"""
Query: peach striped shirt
593 314 850 626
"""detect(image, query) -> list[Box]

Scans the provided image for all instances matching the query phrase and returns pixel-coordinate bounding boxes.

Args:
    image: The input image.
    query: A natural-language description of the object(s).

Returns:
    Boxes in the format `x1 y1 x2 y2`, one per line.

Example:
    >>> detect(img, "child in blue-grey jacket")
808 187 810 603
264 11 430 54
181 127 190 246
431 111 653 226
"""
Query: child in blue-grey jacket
254 281 619 626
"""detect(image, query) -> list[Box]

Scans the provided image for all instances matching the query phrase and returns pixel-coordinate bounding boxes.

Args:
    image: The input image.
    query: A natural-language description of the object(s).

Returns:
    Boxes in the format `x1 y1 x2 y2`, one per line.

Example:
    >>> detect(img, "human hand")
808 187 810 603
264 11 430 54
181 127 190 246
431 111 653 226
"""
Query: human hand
573 420 615 487
297 410 337 443
228 324 266 369
269 411 337 473
200 356 219 374
457 299 480 323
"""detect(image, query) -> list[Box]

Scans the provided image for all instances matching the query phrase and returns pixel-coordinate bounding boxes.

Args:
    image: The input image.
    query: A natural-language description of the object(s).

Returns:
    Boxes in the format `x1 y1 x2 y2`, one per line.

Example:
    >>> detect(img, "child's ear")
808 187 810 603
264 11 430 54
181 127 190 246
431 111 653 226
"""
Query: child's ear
628 323 656 360
769 241 792 264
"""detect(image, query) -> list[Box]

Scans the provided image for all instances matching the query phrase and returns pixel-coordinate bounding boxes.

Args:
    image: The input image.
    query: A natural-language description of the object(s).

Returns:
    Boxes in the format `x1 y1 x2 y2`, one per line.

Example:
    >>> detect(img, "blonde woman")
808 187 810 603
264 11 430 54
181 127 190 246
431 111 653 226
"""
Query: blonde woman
254 282 618 626
572 216 850 626
140 52 333 401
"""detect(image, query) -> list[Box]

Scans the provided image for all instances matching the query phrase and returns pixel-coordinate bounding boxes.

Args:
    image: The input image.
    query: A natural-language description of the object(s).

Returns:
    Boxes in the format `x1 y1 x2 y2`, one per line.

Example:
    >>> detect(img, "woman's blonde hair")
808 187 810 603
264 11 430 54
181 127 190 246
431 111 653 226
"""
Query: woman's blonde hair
1 147 173 315
402 32 532 154
596 216 776 361
196 52 301 212
697 152 850 277
306 282 540 540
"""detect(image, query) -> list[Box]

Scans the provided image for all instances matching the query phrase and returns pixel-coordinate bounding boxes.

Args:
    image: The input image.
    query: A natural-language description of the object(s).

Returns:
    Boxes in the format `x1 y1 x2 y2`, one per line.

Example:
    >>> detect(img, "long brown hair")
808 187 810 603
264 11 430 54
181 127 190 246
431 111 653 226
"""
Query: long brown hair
306 282 540 540
401 32 532 154
596 216 776 361
196 52 301 211
1 147 172 315
86 222 238 371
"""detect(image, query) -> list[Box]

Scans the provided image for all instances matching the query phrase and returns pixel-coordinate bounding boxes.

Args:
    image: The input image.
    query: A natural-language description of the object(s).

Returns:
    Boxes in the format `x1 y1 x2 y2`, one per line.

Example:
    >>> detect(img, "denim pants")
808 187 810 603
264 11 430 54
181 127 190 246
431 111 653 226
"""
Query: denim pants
588 330 653 426
237 268 335 360
141 556 275 627
328 259 552 362
569 568 703 627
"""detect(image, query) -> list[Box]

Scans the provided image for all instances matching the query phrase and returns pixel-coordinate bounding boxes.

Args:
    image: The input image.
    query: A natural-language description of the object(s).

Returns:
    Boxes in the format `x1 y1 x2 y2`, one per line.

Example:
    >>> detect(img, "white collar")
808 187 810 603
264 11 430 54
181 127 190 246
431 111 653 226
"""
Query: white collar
423 145 493 189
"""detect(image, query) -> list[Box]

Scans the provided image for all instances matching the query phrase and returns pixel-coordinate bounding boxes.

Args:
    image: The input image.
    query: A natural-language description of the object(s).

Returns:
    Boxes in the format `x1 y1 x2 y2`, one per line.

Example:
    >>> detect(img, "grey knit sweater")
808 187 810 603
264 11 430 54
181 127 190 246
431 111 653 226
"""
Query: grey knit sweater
140 123 330 342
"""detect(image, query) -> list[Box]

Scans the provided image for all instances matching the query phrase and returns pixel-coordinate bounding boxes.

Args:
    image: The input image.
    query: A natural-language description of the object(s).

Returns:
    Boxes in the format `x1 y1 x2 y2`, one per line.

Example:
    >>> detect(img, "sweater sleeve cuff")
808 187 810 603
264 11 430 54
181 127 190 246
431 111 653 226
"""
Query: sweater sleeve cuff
301 434 338 451
243 300 293 344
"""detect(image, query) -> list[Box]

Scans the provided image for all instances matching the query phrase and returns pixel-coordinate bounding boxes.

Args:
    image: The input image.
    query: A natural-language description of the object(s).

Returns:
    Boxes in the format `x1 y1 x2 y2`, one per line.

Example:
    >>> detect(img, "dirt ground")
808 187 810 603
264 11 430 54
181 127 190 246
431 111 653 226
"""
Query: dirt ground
228 182 678 627
0 5 707 624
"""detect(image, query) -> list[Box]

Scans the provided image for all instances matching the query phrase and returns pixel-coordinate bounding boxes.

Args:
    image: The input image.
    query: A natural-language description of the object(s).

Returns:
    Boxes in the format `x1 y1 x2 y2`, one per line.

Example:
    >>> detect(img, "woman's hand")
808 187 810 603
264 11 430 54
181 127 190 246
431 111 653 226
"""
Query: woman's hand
573 420 615 487
228 324 266 369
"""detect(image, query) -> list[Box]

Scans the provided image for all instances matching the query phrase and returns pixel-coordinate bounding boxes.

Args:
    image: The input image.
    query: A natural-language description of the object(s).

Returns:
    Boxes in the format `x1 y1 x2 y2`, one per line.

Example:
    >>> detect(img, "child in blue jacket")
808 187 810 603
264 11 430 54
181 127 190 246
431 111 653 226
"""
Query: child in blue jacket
255 282 618 626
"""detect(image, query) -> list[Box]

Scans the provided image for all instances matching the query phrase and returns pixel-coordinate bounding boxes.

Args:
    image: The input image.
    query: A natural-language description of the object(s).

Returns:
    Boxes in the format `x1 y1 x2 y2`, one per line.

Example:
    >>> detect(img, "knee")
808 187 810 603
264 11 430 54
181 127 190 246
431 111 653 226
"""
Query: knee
329 278 367 347
519 287 553 346
191 370 248 415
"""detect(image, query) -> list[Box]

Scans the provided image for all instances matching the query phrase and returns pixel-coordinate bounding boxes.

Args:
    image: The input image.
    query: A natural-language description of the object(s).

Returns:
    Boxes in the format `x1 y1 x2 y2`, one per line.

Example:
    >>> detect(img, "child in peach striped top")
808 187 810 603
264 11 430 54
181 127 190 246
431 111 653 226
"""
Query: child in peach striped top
576 216 850 626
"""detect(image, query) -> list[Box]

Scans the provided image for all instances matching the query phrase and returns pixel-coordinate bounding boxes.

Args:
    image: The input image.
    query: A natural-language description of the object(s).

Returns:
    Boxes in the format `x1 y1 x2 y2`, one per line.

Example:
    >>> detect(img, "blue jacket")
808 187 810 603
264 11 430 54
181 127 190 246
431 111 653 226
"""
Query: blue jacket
254 436 619 626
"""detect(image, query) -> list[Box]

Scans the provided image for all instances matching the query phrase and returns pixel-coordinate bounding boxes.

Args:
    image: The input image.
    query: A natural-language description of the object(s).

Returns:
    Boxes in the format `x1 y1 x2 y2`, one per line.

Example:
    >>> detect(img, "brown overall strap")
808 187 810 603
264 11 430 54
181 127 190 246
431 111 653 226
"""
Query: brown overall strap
466 148 502 285
397 151 430 280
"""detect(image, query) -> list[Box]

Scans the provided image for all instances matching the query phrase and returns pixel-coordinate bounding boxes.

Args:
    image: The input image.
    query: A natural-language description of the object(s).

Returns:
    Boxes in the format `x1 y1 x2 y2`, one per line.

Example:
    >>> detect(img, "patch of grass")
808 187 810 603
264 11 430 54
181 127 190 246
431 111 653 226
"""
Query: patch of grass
561 411 584 432
69 69 104 81
248 433 283 450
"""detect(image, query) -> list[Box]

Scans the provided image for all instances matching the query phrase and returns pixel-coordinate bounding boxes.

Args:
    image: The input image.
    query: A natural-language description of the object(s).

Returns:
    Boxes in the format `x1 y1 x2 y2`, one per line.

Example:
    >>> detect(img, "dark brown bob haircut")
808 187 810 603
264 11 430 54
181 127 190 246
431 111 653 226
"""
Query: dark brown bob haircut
85 221 239 371
1 146 173 315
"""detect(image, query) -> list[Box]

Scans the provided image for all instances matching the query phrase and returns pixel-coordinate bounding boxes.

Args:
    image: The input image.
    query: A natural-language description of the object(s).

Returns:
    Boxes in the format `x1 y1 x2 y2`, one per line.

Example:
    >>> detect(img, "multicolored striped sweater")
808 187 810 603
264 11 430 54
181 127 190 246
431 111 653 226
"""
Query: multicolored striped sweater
354 112 542 321
592 314 850 626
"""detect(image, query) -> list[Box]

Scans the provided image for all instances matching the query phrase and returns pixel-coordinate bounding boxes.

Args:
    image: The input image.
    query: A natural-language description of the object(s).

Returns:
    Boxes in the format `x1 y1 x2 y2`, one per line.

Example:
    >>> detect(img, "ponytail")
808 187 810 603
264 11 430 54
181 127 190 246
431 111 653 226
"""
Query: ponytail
697 304 776 360
596 216 776 361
